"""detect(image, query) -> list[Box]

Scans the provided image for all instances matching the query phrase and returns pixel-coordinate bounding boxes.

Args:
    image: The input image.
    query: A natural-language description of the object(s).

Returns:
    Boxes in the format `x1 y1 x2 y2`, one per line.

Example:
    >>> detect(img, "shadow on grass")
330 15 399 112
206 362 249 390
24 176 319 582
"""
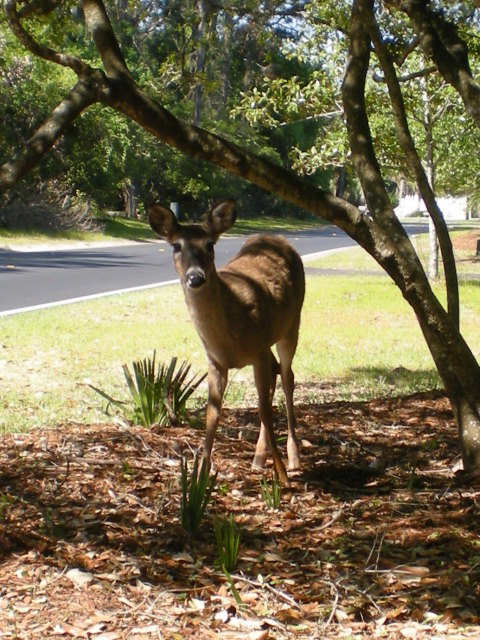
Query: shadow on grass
297 366 441 404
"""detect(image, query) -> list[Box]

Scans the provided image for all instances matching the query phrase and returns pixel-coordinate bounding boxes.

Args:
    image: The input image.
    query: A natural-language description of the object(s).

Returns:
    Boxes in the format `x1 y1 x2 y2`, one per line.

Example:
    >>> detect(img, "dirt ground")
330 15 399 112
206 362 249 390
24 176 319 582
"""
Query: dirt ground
451 230 480 253
1 390 480 639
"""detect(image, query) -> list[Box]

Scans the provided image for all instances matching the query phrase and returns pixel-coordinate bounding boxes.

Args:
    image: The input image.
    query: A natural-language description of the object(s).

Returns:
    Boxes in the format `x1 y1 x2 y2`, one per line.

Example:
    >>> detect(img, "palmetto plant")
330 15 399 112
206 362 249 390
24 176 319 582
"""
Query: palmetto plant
91 353 206 427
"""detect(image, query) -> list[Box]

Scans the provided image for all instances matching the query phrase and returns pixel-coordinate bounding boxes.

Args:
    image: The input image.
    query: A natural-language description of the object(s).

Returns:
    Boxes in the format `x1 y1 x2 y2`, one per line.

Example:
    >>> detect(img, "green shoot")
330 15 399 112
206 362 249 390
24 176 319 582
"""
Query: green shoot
215 514 241 573
91 353 206 427
180 453 217 534
259 475 282 509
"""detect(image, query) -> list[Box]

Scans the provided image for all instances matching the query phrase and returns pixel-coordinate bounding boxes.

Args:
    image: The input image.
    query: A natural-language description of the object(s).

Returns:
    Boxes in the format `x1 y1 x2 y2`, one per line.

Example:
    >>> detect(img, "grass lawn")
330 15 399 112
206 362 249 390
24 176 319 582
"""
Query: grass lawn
0 212 324 248
2 221 480 433
2 267 479 433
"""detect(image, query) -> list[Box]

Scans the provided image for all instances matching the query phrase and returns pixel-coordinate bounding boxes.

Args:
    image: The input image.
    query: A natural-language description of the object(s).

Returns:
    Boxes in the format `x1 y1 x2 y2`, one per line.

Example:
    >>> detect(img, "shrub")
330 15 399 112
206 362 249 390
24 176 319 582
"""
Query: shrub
91 353 205 427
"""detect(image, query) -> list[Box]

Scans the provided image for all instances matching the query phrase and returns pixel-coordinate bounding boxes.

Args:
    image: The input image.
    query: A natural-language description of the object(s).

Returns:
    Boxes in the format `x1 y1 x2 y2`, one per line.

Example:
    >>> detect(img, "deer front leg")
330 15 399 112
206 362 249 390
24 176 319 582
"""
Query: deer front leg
277 336 301 470
252 355 289 486
201 359 228 471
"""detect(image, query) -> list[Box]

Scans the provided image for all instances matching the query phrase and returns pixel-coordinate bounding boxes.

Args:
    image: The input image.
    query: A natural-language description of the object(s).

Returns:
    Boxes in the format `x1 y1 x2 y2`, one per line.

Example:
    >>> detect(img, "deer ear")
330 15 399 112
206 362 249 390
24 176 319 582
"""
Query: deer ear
148 204 180 241
205 199 237 239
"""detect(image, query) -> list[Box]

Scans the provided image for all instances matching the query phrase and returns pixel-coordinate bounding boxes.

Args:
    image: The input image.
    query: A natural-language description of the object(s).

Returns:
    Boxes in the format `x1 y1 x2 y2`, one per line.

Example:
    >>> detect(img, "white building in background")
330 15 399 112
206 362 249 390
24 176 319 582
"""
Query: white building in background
395 194 470 220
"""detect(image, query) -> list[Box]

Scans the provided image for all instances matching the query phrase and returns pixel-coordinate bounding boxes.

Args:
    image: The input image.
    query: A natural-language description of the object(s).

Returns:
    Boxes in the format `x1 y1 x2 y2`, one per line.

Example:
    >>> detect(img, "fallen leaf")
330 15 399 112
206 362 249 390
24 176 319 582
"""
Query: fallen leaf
65 568 94 588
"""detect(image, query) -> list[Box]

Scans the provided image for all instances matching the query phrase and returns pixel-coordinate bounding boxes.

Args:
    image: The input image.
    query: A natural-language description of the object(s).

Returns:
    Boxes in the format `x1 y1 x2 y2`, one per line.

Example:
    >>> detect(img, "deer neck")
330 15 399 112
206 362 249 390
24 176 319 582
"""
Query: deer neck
182 269 228 339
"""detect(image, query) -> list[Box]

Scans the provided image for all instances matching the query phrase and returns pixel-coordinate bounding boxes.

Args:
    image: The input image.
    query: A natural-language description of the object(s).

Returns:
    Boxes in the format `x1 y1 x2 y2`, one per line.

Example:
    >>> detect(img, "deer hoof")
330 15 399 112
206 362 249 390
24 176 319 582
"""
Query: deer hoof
251 454 267 470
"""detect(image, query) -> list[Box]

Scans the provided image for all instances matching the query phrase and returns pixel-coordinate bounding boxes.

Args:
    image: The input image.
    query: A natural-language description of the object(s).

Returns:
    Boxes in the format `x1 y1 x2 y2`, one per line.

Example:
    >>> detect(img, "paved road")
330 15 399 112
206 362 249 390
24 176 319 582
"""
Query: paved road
0 227 357 316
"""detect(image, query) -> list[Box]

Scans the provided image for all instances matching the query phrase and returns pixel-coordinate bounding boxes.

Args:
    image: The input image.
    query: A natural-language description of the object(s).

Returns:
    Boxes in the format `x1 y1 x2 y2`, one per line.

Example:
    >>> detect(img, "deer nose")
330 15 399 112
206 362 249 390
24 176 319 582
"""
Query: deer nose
185 270 206 289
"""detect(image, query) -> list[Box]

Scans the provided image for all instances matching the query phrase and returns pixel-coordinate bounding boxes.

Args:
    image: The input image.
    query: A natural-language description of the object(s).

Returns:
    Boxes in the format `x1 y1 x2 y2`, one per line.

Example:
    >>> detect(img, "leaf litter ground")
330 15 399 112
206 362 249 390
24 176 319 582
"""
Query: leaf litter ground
1 390 480 640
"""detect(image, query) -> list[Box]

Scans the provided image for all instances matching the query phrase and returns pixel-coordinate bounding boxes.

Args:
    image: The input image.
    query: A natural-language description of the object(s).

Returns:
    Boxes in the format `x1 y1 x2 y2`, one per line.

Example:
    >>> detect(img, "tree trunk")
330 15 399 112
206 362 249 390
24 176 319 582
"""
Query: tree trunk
367 10 459 324
193 0 208 127
428 217 439 280
420 77 439 281
345 0 480 472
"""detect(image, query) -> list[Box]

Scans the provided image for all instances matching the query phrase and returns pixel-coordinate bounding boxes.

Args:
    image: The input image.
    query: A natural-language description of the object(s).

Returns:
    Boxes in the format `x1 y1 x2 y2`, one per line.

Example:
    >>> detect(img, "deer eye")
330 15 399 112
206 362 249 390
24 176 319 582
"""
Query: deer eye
172 242 181 253
205 241 214 253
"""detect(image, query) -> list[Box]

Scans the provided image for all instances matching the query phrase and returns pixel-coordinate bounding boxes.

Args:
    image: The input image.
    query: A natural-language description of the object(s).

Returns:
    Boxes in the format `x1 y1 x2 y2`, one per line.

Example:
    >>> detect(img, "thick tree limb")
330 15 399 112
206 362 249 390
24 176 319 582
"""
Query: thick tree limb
99 76 377 239
366 7 460 328
341 0 418 273
5 0 88 75
390 0 480 127
0 75 101 190
81 0 133 79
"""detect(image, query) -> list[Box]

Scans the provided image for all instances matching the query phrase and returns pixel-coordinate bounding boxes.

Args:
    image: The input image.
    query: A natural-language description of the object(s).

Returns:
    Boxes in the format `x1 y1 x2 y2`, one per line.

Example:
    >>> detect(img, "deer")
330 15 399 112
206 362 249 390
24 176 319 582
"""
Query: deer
148 199 305 485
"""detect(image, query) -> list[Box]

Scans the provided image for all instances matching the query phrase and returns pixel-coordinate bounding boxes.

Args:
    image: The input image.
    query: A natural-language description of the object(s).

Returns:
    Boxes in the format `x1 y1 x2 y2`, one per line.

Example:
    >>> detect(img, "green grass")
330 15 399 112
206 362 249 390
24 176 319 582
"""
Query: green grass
305 228 480 276
2 269 480 433
0 214 324 248
228 214 324 234
0 217 156 247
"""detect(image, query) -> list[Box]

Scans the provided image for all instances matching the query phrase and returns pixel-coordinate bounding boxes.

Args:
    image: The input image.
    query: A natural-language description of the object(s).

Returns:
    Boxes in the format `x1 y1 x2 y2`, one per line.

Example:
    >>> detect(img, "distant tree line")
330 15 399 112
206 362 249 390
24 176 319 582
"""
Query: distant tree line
1 0 326 220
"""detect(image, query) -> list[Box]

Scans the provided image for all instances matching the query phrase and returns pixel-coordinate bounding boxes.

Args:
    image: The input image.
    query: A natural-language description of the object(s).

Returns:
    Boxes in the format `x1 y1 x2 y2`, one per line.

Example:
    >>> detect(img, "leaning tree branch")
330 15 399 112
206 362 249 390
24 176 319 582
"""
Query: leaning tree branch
343 0 480 408
0 75 102 190
5 0 89 75
341 0 416 268
389 0 480 127
367 6 460 329
99 75 377 240
81 0 133 80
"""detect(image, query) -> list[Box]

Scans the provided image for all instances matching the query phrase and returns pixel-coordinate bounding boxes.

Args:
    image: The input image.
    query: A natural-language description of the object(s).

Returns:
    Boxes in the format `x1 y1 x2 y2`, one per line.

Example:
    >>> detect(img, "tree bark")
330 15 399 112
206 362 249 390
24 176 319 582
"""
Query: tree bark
390 0 480 128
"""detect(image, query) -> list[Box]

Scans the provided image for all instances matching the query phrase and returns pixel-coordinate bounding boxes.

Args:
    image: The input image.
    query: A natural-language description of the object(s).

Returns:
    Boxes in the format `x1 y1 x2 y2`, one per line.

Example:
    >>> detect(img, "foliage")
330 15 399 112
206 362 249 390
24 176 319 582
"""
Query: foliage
231 0 480 201
214 514 241 573
180 452 217 534
91 353 206 428
0 0 316 218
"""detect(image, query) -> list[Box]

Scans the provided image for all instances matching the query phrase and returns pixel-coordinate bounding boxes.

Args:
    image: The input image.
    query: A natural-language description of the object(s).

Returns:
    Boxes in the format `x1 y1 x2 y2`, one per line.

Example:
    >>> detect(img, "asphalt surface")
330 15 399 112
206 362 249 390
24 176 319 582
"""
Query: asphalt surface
0 227 358 315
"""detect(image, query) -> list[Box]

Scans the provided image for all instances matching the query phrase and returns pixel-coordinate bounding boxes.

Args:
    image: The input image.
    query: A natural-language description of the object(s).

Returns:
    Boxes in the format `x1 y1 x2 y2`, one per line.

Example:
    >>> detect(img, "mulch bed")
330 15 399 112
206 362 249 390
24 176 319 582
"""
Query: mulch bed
1 391 480 639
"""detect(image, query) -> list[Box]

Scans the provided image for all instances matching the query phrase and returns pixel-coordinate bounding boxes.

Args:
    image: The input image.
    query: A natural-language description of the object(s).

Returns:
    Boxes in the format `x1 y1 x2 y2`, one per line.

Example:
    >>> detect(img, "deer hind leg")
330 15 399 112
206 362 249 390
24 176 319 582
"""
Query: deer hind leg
253 351 278 469
201 358 228 471
252 352 289 485
276 333 301 470
270 351 280 401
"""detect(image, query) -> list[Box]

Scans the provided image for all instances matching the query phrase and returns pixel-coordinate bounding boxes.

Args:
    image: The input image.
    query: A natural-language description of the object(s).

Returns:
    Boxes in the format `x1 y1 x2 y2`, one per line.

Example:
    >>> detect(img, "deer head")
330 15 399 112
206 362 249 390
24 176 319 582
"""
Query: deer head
148 200 237 289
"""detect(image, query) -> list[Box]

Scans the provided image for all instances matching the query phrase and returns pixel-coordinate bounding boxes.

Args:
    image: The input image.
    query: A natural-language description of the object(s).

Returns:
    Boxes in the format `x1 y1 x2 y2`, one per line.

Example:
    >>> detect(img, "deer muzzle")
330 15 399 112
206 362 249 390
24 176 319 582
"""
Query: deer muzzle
185 269 206 289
